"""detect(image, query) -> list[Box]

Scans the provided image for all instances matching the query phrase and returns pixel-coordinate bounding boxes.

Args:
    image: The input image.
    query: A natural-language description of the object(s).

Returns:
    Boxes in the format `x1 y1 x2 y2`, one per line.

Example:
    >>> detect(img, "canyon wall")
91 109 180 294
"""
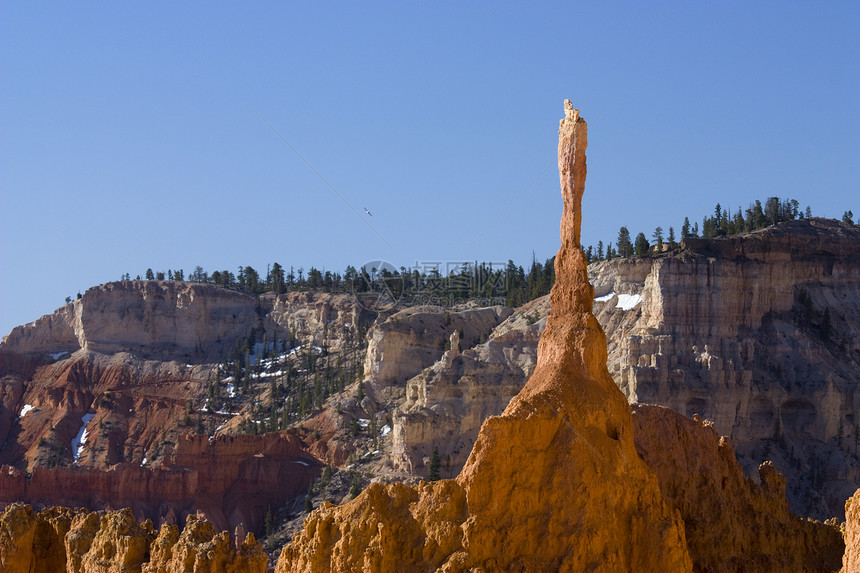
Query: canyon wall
0 432 321 534
388 297 545 478
381 219 860 520
0 289 366 534
590 219 860 519
2 281 261 362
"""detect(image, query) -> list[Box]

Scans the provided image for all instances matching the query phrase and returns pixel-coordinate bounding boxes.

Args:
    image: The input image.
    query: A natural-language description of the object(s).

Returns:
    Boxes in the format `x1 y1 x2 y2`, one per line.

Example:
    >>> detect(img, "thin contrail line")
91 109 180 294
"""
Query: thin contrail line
254 110 393 250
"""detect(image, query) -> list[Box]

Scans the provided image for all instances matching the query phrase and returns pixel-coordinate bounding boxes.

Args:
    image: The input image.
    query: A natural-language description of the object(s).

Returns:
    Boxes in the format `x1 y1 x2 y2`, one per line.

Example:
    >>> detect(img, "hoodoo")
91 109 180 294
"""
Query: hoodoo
276 101 693 571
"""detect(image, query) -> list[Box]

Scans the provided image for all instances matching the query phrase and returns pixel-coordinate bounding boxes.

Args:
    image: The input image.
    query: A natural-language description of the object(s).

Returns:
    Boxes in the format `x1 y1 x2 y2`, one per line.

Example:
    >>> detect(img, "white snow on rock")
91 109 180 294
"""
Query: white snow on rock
594 292 616 302
616 293 643 311
291 460 309 467
19 404 35 418
72 413 95 462
380 424 391 437
50 351 68 360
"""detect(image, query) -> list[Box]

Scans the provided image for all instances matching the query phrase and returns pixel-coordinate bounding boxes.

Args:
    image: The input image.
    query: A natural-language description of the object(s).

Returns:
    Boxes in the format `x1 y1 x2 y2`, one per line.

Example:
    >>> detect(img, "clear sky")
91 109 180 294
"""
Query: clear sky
1 2 858 337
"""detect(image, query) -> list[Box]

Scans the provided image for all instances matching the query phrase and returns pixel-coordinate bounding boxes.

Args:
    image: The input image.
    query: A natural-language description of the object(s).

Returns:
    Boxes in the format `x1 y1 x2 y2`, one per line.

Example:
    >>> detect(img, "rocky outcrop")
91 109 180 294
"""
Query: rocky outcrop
363 305 512 391
263 291 374 354
843 489 860 572
589 219 860 519
633 404 843 572
0 503 266 573
277 101 693 571
142 515 266 573
388 297 547 478
1 281 262 362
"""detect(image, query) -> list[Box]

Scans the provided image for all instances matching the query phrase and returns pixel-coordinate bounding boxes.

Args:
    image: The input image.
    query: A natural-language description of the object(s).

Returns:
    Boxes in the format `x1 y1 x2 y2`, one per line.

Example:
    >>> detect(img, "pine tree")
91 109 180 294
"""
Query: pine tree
304 485 313 512
652 226 664 251
428 446 441 481
617 227 633 258
634 232 650 256
264 505 274 536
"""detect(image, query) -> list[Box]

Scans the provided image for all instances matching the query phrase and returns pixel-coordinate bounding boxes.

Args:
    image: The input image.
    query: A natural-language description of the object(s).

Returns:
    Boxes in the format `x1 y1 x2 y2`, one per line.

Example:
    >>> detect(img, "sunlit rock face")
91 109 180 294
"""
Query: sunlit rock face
0 504 267 573
276 101 693 572
633 404 843 572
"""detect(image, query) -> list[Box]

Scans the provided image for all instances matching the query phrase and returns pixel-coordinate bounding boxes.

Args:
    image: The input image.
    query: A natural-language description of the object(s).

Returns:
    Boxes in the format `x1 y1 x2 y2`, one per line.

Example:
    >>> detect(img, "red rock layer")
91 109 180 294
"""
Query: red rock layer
0 432 321 534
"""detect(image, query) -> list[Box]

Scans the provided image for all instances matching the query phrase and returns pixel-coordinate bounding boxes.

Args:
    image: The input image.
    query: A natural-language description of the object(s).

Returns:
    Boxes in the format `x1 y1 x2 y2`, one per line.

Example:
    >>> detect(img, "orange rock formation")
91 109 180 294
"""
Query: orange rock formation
842 489 860 572
0 503 266 573
633 404 843 571
276 101 693 571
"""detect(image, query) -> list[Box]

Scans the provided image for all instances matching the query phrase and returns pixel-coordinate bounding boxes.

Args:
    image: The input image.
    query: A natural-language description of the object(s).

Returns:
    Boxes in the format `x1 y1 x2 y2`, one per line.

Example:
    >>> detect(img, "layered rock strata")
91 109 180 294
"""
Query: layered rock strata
363 305 512 391
0 503 266 573
589 219 860 519
276 102 693 571
1 281 261 362
0 432 321 534
388 297 546 478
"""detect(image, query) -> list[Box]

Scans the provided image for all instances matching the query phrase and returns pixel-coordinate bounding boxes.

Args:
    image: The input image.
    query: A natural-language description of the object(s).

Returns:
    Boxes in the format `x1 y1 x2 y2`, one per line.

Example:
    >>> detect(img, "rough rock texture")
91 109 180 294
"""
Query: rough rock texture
2 281 261 362
0 289 369 536
276 101 693 572
0 503 266 573
1 350 204 472
843 489 860 572
363 305 512 391
388 297 547 478
141 515 266 573
263 291 375 354
589 220 860 519
633 404 843 572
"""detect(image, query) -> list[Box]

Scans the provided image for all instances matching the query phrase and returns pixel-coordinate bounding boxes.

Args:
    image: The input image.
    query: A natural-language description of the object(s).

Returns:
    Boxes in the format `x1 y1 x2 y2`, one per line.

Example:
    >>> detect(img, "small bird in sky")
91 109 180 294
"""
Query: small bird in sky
364 207 373 216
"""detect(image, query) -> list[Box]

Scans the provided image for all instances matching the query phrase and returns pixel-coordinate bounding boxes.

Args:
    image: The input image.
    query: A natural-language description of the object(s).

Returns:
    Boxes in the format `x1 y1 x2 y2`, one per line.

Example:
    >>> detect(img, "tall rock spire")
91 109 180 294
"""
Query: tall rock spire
276 101 693 572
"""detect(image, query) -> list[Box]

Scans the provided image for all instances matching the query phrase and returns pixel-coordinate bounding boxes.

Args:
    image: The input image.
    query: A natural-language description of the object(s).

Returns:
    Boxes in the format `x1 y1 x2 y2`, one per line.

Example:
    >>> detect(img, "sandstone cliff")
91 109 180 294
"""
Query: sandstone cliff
0 289 367 536
0 503 266 573
363 305 512 391
589 220 860 519
1 281 261 362
383 218 860 522
276 101 694 572
388 297 546 478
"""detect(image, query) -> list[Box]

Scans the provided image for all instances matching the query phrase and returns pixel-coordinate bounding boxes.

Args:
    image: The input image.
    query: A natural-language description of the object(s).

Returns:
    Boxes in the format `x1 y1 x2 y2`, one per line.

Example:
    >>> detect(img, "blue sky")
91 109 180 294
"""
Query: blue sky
1 2 858 336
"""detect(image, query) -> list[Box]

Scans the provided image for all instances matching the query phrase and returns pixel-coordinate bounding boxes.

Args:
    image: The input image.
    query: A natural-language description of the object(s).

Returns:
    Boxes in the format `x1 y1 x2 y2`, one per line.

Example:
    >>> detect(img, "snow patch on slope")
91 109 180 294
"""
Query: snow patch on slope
71 413 95 462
